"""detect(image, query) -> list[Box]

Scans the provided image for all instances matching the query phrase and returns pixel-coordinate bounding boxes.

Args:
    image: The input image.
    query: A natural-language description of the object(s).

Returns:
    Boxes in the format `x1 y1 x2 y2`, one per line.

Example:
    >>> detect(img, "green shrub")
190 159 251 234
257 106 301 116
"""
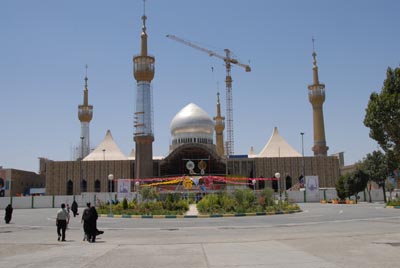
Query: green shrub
217 192 236 213
387 198 400 206
233 188 255 212
140 186 159 201
197 194 221 214
258 188 274 208
122 198 128 210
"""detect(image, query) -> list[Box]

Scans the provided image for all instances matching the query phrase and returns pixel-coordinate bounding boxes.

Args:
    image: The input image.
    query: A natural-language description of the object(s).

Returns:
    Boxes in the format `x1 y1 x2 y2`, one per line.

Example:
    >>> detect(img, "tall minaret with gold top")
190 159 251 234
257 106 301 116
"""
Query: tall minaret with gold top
308 39 328 156
133 1 155 178
78 65 93 159
214 92 225 157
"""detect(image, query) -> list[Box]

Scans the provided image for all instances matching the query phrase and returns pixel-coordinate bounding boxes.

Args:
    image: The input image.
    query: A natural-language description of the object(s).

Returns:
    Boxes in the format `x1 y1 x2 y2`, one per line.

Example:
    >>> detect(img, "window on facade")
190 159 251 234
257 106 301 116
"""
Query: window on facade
81 180 87 193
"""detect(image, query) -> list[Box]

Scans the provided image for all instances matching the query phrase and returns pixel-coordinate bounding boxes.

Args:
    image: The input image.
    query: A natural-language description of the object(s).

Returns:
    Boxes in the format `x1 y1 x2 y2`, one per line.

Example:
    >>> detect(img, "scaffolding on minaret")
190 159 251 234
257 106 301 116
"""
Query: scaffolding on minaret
133 0 155 179
77 64 93 160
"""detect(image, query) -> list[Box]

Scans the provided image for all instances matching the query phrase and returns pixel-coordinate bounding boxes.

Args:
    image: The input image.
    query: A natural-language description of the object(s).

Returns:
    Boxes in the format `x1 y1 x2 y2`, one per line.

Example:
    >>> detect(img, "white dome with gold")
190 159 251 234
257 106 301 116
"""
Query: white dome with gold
170 103 214 149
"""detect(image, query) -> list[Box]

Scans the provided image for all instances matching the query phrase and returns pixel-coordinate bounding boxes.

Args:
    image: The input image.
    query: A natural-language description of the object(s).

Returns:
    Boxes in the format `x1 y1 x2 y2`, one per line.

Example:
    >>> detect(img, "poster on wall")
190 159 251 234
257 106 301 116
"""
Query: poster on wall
117 179 133 201
305 176 320 202
0 177 5 197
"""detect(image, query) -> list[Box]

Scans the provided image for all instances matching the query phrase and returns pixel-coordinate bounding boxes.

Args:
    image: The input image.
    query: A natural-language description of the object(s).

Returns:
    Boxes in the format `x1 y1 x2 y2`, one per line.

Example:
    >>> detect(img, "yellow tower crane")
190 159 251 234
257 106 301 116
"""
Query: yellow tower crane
166 34 251 156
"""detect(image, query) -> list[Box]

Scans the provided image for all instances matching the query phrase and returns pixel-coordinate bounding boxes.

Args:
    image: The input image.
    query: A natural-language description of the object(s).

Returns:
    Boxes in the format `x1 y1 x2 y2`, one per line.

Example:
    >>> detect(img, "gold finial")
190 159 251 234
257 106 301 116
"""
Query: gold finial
142 0 147 32
311 37 320 85
83 64 89 106
216 91 223 119
84 64 88 89
140 0 148 56
312 37 317 67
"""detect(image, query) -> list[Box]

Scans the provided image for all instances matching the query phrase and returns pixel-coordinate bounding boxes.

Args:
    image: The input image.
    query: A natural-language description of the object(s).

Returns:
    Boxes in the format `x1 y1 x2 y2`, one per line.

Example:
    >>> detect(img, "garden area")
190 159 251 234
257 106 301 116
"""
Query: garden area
97 187 300 216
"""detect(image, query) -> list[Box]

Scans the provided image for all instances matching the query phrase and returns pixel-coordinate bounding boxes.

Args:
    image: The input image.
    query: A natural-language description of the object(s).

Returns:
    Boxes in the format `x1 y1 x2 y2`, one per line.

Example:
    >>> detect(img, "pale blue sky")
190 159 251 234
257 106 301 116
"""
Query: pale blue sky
1 0 399 172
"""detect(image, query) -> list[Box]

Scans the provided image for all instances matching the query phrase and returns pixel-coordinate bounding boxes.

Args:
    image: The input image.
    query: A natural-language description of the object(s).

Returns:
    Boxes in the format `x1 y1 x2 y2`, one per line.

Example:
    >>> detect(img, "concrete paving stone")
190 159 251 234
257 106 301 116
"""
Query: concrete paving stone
203 241 339 267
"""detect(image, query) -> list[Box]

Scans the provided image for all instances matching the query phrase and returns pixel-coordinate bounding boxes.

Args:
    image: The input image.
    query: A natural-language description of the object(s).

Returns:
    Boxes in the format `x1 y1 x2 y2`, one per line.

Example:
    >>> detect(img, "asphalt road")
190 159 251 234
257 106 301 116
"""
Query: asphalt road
0 202 399 268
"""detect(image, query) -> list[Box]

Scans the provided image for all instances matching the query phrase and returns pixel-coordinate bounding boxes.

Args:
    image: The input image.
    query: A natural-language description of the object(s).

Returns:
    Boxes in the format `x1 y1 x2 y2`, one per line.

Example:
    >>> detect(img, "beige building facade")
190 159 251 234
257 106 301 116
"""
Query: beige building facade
0 168 45 197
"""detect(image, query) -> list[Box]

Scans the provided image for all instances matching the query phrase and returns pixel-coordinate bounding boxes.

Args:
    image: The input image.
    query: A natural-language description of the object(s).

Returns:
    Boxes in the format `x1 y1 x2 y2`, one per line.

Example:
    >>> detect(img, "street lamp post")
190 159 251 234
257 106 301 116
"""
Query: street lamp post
135 181 140 205
275 172 282 210
251 179 256 195
275 172 281 200
300 132 305 184
108 174 114 216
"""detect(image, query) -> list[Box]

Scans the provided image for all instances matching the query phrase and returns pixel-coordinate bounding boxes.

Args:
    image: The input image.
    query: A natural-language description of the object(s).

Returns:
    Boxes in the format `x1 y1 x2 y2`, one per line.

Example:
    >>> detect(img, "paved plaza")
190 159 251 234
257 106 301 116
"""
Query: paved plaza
0 203 400 267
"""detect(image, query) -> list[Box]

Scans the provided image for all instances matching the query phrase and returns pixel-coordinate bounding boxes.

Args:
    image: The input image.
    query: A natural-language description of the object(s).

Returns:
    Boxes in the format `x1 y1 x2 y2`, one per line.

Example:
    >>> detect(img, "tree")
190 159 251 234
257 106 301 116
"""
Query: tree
360 150 388 202
347 169 369 203
336 175 348 200
364 67 400 165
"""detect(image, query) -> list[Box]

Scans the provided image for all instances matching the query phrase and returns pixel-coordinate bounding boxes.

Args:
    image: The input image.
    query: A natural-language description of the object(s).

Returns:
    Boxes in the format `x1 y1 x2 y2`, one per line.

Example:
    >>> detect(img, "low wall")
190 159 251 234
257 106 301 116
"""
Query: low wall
0 188 389 209
0 192 116 209
287 188 385 203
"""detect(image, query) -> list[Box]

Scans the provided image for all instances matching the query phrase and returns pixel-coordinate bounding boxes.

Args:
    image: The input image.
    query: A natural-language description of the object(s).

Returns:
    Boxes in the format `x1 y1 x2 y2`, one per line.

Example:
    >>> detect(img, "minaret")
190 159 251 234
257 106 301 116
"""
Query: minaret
308 39 328 156
78 65 93 159
133 1 155 178
214 92 225 157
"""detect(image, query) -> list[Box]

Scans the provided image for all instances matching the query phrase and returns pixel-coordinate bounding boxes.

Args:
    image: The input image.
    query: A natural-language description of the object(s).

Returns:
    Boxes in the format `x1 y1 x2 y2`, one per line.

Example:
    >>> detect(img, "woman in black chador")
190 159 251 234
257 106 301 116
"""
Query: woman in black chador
4 204 13 224
71 200 79 217
88 206 98 242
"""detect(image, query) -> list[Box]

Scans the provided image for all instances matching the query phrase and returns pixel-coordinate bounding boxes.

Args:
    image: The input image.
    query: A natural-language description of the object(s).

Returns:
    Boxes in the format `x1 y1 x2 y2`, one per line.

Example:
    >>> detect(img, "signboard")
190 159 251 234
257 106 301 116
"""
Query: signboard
305 176 320 202
117 179 133 201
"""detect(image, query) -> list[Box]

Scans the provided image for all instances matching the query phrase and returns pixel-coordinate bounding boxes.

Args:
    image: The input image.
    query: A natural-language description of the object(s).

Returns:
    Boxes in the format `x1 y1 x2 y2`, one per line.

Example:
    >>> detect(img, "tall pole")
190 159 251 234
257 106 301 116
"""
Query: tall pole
108 174 114 216
275 172 281 204
80 136 84 160
300 132 305 183
9 177 12 205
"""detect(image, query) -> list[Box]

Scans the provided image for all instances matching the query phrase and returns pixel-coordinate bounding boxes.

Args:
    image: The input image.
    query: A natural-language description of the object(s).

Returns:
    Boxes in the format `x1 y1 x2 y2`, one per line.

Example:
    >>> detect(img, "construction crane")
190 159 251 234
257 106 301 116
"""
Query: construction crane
166 34 251 156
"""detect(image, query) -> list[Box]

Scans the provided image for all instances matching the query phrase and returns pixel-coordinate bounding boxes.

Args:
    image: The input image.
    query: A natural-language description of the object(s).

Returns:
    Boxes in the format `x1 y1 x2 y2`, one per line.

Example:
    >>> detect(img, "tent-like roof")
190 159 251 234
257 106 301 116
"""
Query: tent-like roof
127 149 135 160
83 130 127 161
258 127 301 157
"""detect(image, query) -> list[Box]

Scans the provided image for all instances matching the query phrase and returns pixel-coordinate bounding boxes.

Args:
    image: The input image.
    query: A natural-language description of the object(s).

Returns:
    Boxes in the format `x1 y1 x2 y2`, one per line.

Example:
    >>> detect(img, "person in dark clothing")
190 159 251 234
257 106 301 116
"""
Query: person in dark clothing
4 204 13 224
88 206 98 242
81 202 92 242
71 200 79 217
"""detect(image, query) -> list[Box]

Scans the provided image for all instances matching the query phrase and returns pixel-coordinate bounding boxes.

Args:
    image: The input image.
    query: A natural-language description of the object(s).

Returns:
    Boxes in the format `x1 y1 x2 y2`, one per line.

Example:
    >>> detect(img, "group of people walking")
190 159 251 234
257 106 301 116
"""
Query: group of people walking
56 201 103 243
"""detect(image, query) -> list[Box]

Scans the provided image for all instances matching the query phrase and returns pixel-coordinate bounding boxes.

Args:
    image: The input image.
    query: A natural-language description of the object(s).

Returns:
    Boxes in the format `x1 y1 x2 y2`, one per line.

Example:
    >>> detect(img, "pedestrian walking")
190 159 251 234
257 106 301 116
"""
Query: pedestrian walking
56 203 69 242
81 202 92 242
88 205 99 242
71 200 79 217
65 203 71 229
4 204 13 224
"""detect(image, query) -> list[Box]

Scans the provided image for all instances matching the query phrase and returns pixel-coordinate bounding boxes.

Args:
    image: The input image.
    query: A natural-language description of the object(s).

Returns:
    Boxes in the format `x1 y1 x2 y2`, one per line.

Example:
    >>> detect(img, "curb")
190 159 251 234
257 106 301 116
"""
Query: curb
100 209 302 219
385 205 400 209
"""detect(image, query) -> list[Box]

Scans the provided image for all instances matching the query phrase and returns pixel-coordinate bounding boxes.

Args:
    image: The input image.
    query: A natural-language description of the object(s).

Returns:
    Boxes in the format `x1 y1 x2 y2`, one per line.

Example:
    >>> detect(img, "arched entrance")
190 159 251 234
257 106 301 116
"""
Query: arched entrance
66 180 73 195
160 143 226 177
94 180 101 192
285 176 292 190
81 180 87 193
